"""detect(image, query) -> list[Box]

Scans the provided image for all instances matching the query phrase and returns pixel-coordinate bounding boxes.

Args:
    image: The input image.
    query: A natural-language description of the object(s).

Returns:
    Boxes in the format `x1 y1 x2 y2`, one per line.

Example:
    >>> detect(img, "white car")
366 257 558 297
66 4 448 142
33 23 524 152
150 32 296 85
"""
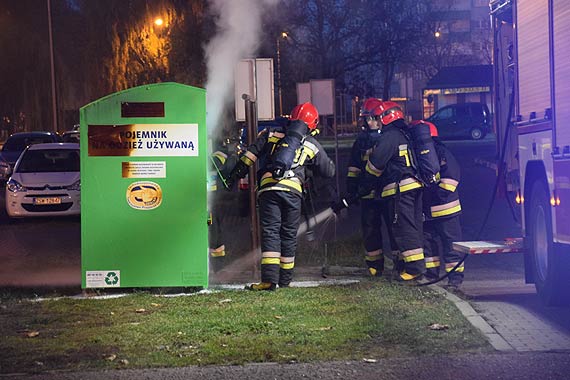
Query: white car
5 143 80 217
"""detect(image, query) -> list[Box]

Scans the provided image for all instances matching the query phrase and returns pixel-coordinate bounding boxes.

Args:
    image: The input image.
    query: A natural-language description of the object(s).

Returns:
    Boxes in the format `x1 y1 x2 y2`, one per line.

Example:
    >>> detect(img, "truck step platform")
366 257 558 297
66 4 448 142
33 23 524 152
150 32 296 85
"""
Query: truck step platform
453 238 524 254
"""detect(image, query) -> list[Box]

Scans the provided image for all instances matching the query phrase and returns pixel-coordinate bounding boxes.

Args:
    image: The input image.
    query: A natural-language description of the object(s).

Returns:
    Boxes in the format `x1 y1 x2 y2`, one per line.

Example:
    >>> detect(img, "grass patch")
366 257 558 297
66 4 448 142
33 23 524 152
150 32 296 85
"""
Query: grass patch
0 281 491 374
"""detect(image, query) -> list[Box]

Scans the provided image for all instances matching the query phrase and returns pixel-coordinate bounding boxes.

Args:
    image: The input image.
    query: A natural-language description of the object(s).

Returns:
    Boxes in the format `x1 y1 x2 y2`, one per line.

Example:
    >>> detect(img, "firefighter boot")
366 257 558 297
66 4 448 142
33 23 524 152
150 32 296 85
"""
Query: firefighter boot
391 258 405 281
246 282 277 291
279 267 294 288
396 271 426 285
366 255 385 277
447 273 463 289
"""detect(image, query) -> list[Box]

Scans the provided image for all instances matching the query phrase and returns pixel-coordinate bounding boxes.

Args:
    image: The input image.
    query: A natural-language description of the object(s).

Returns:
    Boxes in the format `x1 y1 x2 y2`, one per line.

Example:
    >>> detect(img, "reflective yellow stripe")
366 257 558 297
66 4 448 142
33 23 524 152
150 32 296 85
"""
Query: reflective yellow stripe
431 204 462 218
381 179 422 197
268 136 281 143
446 262 464 272
403 253 425 262
361 192 375 199
365 161 382 177
303 143 317 159
439 183 457 191
399 181 422 192
280 262 295 269
261 258 280 265
260 177 303 193
399 145 411 167
210 245 226 257
259 187 291 194
347 171 359 178
212 152 227 165
426 261 440 268
241 155 254 166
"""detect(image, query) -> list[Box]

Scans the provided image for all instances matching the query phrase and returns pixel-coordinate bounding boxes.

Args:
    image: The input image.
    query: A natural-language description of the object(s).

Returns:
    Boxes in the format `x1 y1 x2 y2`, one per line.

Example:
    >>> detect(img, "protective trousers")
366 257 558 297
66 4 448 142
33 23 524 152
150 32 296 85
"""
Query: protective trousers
258 191 302 286
423 215 464 284
208 198 226 272
361 199 387 275
386 188 425 278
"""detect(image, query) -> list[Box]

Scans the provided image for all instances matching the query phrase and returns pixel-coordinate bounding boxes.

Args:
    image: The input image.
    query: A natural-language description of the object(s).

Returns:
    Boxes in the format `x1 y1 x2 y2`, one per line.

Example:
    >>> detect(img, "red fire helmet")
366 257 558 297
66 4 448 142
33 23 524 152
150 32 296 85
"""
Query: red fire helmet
290 102 319 130
375 101 404 125
360 98 383 117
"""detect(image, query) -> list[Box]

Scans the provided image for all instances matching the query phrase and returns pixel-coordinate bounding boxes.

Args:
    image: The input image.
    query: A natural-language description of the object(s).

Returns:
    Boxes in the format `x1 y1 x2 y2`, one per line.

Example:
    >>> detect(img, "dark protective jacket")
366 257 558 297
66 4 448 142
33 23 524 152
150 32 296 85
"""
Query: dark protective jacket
364 120 422 198
237 122 335 197
346 129 383 199
423 139 461 220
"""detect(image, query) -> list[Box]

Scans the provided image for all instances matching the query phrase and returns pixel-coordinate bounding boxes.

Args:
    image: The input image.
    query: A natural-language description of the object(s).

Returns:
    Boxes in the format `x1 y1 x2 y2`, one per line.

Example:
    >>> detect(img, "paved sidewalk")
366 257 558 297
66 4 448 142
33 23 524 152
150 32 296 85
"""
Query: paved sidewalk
460 278 570 352
454 253 570 352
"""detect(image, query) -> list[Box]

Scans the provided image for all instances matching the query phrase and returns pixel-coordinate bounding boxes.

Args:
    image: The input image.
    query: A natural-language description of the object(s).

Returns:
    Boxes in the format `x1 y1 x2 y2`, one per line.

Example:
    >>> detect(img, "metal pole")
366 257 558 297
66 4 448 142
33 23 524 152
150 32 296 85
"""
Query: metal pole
47 0 58 132
333 81 340 198
277 37 283 117
243 94 261 280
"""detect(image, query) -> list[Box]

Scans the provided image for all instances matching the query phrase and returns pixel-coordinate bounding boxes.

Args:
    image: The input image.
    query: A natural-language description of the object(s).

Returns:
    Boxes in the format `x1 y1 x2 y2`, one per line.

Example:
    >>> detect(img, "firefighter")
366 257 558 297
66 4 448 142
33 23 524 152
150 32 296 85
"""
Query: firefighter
208 138 238 273
227 103 335 291
345 98 391 277
418 121 464 288
336 101 426 281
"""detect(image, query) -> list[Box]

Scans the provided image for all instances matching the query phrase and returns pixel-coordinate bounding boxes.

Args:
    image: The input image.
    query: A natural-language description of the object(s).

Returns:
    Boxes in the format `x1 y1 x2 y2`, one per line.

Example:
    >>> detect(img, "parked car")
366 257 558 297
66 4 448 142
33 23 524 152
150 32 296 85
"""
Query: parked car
0 131 62 181
5 143 80 217
426 102 492 140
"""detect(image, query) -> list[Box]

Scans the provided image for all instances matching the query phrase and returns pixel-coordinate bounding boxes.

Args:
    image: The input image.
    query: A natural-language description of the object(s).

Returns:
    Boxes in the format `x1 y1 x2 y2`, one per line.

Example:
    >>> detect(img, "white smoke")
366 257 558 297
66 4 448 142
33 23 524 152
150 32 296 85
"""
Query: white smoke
205 0 278 136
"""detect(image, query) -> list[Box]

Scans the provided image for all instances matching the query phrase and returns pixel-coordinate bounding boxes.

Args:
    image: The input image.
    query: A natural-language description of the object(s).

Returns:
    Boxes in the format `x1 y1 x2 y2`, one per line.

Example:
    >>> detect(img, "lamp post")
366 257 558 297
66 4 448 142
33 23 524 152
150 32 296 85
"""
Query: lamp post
276 31 288 116
47 0 58 132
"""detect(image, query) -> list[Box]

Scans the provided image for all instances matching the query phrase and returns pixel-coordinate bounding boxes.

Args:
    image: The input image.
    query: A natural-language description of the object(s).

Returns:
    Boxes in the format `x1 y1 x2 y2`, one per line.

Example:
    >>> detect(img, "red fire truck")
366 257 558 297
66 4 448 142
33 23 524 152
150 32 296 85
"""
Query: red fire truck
472 0 570 305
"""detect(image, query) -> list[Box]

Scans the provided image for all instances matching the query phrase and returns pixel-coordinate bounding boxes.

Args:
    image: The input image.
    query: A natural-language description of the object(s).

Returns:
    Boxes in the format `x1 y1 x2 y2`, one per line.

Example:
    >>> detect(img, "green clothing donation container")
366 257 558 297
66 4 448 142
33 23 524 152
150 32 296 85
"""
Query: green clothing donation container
80 83 208 288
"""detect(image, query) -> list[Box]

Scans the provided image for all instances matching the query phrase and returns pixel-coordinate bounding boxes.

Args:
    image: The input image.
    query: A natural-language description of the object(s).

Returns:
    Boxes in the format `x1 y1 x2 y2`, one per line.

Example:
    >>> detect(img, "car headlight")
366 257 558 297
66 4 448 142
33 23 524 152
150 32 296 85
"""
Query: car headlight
66 180 81 191
6 179 27 193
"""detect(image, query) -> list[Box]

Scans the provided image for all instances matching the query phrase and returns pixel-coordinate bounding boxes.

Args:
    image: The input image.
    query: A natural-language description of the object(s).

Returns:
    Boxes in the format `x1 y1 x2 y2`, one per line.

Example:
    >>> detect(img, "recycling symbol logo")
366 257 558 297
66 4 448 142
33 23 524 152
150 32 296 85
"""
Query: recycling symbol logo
105 272 119 286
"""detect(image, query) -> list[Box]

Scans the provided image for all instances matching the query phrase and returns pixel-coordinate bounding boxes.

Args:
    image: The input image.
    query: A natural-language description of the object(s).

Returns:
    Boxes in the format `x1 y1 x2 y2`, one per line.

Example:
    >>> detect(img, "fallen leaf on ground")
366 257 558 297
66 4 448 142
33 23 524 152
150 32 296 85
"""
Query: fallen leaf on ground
363 358 377 363
317 326 333 331
105 354 117 361
150 303 160 307
274 315 283 319
119 359 129 365
428 323 449 330
25 331 40 338
218 299 232 304
135 308 146 313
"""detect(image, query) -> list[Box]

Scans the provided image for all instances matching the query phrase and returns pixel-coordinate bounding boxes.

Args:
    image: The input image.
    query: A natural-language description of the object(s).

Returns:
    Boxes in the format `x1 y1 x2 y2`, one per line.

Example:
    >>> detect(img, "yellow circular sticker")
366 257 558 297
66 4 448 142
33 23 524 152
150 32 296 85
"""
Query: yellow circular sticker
126 181 163 210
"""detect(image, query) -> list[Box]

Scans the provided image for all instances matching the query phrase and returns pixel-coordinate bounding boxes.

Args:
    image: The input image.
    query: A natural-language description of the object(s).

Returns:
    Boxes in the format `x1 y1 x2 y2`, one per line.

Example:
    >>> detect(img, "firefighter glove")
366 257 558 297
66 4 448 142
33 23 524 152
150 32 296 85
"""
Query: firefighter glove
331 194 358 214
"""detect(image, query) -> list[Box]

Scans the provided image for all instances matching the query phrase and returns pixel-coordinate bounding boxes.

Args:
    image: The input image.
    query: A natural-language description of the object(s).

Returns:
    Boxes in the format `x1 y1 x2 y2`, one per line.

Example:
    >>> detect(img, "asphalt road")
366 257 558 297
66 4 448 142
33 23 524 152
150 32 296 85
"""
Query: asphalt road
10 352 570 380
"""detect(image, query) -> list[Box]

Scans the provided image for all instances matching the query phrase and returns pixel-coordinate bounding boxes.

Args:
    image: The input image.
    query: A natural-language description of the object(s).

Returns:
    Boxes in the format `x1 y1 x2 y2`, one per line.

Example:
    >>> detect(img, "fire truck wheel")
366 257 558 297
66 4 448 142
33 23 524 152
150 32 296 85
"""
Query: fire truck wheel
528 180 570 306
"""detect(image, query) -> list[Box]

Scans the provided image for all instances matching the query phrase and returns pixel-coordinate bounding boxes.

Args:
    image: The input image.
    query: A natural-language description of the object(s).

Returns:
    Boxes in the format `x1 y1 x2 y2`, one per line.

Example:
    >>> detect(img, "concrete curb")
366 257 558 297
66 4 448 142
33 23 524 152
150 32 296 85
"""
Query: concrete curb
431 285 515 352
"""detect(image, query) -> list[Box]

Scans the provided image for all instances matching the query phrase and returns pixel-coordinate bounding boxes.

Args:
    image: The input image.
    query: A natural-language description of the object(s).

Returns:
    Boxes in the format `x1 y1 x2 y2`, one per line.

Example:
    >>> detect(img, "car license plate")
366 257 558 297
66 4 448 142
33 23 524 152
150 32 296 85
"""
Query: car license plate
34 197 61 205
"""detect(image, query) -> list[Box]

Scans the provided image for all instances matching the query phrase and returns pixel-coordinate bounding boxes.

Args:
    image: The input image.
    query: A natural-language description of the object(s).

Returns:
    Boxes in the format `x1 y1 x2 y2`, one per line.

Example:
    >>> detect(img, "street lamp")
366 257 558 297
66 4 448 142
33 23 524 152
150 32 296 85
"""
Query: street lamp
434 30 441 38
154 18 164 26
276 31 289 116
47 0 58 132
